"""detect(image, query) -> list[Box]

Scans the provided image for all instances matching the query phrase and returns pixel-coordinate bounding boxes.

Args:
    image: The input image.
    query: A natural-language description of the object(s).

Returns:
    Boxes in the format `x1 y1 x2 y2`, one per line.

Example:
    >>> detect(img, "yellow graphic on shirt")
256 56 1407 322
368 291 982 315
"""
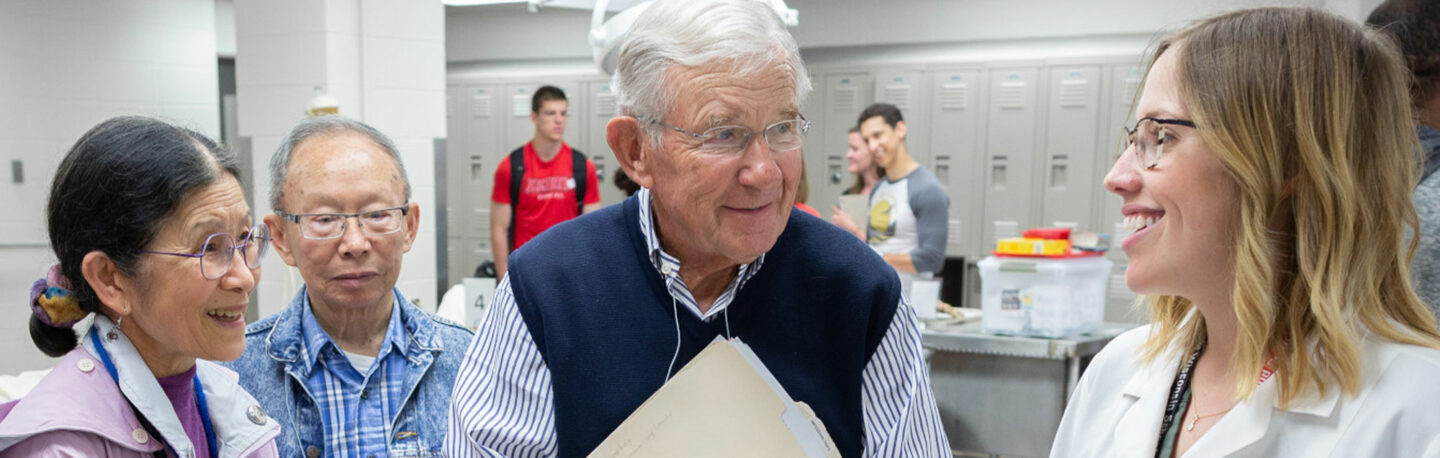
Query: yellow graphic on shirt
868 198 896 243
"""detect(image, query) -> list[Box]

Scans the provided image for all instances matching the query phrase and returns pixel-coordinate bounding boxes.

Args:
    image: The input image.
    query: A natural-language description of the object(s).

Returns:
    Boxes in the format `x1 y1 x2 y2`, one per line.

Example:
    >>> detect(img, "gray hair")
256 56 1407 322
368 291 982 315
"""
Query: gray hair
269 115 411 211
612 0 812 147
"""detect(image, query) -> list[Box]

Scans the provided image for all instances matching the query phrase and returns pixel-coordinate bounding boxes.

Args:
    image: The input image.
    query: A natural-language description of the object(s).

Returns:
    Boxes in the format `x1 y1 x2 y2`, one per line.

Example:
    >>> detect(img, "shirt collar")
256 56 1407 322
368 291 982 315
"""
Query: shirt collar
1420 124 1440 152
1418 125 1440 181
299 291 407 370
636 187 766 317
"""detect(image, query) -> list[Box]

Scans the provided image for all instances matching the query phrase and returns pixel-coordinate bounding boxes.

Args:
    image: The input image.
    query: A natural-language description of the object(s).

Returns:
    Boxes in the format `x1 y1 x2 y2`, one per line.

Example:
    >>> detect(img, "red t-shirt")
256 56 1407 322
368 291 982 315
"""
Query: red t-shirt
794 203 821 218
491 142 601 250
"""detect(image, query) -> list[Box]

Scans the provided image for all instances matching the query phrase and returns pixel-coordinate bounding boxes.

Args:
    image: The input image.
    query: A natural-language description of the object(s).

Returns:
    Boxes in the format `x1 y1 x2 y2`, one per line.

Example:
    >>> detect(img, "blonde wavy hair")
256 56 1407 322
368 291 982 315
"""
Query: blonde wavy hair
1139 7 1440 407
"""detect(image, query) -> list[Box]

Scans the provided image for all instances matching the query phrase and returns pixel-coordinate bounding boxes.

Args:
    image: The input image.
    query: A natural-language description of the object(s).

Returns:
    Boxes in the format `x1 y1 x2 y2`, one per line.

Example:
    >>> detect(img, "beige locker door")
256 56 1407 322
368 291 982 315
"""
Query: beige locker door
461 83 505 279
981 66 1041 254
928 69 984 258
813 72 873 218
583 78 626 206
1098 61 1145 323
1038 65 1102 232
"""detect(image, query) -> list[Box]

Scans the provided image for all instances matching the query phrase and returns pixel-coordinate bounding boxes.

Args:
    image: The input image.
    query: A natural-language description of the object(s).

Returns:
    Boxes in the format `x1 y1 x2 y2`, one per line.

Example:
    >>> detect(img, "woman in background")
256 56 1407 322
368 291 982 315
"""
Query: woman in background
842 125 881 196
0 117 280 456
831 125 881 236
1053 7 1440 457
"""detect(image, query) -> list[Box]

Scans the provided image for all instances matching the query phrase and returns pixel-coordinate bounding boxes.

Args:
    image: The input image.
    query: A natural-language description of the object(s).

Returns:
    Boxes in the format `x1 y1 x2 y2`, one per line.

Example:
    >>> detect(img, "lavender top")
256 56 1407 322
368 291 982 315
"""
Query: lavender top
156 365 210 458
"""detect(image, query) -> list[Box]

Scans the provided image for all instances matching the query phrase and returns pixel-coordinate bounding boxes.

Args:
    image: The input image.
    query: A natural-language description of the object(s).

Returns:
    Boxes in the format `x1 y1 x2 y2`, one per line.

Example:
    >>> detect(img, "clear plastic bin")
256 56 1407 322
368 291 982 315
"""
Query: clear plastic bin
977 255 1111 338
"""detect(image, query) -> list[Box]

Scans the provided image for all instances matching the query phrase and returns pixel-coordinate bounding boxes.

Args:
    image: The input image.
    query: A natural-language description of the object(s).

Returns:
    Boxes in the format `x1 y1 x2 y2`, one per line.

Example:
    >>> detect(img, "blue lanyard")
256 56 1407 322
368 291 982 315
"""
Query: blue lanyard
89 330 218 457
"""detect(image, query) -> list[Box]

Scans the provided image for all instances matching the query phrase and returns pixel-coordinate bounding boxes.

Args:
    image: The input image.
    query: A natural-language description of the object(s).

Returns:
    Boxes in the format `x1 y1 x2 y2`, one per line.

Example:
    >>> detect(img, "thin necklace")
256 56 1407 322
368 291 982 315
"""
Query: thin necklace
1186 390 1235 431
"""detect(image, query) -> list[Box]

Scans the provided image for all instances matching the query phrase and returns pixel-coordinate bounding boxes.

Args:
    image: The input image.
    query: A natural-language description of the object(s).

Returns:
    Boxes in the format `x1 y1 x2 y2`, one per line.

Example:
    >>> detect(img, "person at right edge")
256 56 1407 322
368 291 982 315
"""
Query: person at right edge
1051 7 1440 457
833 103 949 298
1368 0 1440 322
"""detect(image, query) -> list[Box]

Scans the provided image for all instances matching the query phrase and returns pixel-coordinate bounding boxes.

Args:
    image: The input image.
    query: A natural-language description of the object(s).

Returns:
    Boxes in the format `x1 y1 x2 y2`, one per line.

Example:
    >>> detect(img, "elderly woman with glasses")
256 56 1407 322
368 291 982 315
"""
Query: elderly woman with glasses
0 116 280 456
1051 7 1440 457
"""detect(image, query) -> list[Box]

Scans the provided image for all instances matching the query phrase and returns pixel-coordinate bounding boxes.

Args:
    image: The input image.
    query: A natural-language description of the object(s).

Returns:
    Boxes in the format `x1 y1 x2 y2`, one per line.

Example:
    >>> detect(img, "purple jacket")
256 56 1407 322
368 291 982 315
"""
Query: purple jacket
0 317 280 457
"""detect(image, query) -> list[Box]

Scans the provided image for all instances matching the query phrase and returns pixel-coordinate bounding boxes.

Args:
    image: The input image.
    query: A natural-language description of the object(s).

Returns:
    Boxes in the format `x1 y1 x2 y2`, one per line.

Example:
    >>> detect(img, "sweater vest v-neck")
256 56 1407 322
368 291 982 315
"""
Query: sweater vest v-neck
508 196 901 457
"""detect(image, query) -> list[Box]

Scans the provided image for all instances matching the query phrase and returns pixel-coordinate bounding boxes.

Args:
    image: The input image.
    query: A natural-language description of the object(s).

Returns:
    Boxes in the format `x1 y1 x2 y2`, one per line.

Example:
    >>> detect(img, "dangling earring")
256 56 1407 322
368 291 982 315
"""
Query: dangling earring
106 315 123 341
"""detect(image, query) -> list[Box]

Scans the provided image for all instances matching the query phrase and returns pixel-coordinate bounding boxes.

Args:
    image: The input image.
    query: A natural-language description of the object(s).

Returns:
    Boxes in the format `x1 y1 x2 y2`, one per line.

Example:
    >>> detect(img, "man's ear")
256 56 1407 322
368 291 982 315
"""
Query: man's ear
263 214 300 267
400 202 421 253
608 116 654 189
81 251 132 317
894 120 907 141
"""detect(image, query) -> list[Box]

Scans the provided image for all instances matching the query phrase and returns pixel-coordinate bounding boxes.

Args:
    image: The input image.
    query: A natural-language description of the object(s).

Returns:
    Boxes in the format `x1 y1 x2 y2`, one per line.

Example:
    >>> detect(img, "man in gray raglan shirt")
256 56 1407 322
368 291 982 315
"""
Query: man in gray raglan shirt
853 103 949 297
1369 0 1440 320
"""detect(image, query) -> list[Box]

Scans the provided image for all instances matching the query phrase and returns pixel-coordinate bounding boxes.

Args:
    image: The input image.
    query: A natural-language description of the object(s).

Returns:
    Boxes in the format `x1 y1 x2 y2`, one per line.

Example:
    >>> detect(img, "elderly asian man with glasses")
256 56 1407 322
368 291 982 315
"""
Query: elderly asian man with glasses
224 116 473 458
444 0 949 456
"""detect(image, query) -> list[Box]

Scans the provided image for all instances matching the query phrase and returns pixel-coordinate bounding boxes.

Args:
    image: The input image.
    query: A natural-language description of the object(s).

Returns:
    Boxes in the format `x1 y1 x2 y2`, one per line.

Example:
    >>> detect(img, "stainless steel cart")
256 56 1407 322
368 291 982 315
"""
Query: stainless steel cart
922 321 1135 458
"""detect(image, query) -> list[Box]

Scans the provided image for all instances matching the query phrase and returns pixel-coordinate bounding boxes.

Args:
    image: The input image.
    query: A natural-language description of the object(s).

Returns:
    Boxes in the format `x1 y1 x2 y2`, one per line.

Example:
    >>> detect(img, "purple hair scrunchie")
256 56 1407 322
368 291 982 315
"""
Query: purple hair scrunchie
29 265 85 328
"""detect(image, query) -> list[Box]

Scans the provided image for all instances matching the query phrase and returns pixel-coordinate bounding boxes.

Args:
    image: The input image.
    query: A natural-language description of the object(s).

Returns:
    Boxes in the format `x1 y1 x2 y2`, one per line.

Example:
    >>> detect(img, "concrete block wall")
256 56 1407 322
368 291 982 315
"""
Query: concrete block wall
0 0 220 375
237 0 445 319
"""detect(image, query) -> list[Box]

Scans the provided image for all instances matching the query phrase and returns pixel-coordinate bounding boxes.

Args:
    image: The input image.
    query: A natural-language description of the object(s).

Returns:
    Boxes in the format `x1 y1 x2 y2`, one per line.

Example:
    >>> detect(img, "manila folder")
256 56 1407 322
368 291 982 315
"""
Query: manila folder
589 337 842 458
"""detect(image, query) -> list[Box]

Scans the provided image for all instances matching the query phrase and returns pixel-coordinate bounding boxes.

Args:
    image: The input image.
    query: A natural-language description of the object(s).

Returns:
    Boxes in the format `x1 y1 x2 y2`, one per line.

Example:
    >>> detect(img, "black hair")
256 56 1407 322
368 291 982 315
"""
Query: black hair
531 85 568 114
33 116 238 357
857 103 904 129
1367 0 1440 106
613 169 641 196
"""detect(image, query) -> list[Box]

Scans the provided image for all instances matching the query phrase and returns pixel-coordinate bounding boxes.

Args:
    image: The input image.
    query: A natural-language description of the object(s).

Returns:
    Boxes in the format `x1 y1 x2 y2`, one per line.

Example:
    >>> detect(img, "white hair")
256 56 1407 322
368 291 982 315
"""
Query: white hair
612 0 812 147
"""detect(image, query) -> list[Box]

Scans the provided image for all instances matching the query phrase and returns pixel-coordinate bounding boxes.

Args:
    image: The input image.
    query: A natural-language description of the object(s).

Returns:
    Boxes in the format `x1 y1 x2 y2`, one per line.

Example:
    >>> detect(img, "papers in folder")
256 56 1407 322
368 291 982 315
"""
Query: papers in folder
589 337 842 458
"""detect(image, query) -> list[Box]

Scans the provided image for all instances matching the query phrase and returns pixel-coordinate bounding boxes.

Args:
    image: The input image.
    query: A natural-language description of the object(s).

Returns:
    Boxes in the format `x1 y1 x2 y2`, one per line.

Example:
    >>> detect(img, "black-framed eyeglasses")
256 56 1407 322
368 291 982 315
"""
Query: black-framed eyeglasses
138 225 269 280
275 205 409 241
643 115 811 156
1119 117 1197 169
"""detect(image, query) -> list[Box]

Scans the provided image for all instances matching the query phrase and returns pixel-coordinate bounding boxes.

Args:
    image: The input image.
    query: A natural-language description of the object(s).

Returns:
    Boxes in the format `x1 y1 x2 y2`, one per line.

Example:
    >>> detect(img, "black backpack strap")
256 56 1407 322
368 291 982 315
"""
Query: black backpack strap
507 146 525 252
571 147 587 215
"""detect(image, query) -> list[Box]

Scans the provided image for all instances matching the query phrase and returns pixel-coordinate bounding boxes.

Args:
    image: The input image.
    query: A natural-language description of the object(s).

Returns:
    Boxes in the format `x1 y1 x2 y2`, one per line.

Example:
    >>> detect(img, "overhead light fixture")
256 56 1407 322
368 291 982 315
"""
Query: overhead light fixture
444 0 553 13
306 87 339 117
588 0 798 75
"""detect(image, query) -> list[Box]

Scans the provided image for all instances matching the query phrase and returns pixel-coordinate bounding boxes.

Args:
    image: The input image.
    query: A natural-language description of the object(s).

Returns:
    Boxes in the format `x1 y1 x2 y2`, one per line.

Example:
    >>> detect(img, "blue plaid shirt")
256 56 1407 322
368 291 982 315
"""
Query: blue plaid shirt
300 294 410 458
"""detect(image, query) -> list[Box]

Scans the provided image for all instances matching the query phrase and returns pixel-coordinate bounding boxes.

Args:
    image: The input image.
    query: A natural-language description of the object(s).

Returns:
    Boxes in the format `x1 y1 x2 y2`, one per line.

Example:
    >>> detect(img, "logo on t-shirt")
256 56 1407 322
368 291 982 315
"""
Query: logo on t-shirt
523 176 576 201
867 197 896 243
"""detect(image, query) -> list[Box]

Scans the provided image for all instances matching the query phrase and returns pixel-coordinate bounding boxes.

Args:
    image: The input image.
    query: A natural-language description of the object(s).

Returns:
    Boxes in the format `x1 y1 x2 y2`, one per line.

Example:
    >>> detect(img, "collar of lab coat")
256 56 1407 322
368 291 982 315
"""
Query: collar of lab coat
1114 325 1391 457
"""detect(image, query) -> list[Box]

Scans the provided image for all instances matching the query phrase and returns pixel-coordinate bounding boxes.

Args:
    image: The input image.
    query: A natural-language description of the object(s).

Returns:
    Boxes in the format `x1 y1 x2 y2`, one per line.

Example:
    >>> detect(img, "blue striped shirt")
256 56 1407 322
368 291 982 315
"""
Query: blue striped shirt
445 189 951 456
300 295 411 458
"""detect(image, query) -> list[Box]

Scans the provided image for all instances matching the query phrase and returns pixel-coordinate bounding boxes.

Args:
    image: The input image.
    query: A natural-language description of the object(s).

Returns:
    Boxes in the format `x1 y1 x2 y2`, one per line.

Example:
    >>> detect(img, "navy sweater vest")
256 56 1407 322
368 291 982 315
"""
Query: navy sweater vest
508 196 901 457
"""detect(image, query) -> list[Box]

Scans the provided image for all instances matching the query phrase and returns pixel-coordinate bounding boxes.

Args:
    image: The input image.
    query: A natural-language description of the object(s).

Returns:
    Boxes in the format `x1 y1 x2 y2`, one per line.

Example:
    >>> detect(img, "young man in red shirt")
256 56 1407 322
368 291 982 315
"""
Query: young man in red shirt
490 86 601 275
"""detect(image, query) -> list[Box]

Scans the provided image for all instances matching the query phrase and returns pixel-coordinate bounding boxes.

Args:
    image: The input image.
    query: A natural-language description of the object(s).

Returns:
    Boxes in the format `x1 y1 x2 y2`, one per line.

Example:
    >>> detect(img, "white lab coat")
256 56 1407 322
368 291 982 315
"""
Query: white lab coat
1051 324 1440 457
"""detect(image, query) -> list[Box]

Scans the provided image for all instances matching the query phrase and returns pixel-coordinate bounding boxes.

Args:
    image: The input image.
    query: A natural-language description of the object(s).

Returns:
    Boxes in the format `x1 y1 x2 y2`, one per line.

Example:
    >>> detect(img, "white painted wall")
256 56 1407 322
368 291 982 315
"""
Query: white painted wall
237 0 445 320
447 5 594 63
445 0 1386 70
0 1 221 375
216 0 237 58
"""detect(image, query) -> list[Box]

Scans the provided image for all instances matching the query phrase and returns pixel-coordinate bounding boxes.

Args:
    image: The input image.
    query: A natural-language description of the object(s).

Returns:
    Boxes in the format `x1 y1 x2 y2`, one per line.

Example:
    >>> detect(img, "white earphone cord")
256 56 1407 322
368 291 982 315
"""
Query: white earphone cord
665 296 681 383
664 298 734 383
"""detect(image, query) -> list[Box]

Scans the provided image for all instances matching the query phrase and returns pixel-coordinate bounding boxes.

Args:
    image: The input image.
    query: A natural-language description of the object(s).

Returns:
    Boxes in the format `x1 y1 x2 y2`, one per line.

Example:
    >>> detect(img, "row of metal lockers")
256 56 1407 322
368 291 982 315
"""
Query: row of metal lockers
444 54 1150 320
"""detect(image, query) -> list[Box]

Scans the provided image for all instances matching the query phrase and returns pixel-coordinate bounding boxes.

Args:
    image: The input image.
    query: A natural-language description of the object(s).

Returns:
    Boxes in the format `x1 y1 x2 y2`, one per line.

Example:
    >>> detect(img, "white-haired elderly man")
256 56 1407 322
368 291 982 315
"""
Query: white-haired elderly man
444 0 950 456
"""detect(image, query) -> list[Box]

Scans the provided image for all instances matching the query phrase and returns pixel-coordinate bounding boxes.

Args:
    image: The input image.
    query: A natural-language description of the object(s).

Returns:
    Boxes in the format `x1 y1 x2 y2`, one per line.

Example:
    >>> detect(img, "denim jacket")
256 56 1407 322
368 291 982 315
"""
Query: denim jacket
223 288 472 457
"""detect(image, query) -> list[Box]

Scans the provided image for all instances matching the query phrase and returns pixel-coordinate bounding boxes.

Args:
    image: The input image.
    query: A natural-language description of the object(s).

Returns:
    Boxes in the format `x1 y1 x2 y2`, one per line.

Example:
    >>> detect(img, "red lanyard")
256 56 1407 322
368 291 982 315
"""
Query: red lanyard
1256 352 1277 386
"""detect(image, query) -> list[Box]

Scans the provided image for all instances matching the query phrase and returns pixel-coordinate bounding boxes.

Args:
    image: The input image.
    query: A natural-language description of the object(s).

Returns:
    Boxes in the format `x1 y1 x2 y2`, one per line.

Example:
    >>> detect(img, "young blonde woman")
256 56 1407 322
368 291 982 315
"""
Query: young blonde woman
1052 7 1440 457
